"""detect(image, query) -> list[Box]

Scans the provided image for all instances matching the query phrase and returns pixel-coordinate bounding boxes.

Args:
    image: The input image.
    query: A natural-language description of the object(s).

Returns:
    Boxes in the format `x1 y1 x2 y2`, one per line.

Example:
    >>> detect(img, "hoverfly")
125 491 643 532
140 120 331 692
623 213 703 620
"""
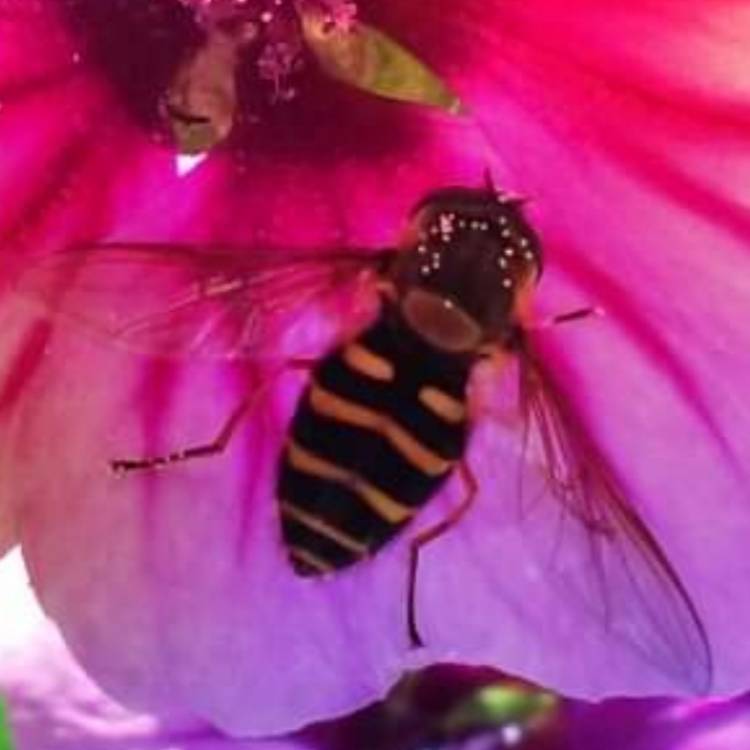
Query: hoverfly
16 182 712 692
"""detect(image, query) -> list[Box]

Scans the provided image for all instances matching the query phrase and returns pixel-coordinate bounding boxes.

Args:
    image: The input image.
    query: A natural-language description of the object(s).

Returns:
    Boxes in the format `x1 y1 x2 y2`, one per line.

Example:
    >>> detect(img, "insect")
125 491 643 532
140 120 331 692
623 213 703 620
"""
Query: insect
16 182 712 692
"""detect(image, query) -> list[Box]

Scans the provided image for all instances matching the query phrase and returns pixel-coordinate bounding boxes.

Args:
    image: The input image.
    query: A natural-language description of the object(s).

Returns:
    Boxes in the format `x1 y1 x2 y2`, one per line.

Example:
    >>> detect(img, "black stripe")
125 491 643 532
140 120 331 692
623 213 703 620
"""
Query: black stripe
315 358 468 459
290 405 446 505
359 311 471 398
277 310 473 575
314 314 471 460
281 517 358 570
278 463 402 549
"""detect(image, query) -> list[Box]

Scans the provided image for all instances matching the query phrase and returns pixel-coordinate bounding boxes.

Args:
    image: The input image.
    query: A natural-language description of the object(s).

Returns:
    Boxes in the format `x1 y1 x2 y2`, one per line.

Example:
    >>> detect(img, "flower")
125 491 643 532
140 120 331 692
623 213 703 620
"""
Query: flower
2 0 750 740
0 551 306 750
563 696 750 750
4 554 750 750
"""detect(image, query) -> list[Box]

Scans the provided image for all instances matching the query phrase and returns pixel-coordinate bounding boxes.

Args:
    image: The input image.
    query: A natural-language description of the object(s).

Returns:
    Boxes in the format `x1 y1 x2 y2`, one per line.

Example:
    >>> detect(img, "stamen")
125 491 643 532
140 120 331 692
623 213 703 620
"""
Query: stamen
177 0 360 109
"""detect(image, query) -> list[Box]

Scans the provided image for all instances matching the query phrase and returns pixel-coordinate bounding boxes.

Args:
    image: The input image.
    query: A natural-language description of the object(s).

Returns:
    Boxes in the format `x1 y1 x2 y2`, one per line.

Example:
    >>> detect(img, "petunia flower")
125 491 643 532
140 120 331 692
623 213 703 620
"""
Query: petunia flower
2 0 750 740
4 554 750 750
0 551 306 750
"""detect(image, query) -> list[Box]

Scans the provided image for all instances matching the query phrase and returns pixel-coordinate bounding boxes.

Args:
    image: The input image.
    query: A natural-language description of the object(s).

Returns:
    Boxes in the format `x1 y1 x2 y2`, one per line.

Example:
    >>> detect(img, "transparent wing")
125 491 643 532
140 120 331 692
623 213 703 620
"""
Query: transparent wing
15 242 391 359
514 334 713 692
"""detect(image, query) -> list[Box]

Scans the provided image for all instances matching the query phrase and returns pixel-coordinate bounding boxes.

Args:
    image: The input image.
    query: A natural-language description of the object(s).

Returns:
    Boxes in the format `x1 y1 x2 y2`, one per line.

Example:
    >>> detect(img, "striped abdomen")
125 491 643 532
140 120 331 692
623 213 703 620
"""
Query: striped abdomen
276 310 472 575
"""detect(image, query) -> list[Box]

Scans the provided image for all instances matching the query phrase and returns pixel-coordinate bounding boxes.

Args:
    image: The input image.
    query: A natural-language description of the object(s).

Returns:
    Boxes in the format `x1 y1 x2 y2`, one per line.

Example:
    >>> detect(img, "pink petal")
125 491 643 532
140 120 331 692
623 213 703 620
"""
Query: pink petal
3 0 750 739
0 552 310 750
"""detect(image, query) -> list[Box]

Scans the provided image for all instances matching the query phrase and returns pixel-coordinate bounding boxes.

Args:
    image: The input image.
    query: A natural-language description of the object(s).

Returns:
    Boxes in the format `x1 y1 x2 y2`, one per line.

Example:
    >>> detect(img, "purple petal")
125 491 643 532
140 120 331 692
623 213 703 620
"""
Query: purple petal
2 0 750 739
0 552 310 750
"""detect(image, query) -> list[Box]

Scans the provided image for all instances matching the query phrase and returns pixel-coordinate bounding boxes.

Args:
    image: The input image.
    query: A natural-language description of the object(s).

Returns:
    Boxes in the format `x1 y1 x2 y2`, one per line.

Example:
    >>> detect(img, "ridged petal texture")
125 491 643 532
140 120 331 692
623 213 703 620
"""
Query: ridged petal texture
1 0 750 737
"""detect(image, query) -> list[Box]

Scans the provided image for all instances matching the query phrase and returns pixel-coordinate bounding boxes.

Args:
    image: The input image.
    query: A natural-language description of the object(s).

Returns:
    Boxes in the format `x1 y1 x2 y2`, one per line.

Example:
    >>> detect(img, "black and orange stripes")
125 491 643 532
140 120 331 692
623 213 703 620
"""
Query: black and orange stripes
276 308 472 575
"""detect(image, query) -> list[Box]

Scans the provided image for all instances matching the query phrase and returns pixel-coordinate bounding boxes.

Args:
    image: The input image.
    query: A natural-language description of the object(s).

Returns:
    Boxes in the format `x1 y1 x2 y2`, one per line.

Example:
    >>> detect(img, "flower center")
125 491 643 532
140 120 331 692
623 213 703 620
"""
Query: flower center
161 0 359 152
185 0 357 102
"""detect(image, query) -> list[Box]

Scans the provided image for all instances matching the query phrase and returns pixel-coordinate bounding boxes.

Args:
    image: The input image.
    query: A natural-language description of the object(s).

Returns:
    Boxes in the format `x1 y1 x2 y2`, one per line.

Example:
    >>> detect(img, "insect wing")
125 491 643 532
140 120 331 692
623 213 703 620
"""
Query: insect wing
515 338 712 692
15 243 388 359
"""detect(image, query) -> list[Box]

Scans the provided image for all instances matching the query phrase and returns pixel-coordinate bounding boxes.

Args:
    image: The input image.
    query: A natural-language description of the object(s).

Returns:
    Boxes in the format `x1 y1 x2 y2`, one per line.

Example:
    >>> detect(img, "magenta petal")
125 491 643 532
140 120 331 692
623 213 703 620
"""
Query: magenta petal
3 0 750 740
0 0 499 264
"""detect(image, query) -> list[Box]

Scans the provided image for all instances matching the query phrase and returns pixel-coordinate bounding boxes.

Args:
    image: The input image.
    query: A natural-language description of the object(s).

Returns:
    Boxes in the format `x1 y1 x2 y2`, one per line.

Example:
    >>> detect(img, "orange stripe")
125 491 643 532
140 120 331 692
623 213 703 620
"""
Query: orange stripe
288 546 333 573
343 343 395 381
419 386 466 423
286 441 415 524
281 501 369 556
309 384 452 477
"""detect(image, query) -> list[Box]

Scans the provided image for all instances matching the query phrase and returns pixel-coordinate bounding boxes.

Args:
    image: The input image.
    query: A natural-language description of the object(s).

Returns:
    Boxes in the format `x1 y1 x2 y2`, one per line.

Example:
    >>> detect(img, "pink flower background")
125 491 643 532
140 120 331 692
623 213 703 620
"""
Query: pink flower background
3 551 750 750
2 0 750 739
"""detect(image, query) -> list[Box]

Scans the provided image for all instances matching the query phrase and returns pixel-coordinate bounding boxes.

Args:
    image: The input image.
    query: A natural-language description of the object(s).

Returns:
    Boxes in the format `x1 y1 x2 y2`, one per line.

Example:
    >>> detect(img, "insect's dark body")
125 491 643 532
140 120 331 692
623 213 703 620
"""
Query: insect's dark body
277 306 472 574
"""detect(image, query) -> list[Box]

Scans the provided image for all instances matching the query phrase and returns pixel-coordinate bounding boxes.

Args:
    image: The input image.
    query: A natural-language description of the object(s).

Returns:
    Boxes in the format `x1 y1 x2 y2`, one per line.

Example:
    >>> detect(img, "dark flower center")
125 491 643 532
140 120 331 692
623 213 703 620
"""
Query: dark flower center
185 0 358 103
60 0 435 163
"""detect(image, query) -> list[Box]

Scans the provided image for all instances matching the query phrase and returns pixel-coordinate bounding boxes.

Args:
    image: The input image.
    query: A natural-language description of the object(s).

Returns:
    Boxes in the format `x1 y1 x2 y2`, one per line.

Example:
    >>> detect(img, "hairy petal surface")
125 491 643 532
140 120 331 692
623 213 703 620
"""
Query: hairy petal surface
2 0 750 739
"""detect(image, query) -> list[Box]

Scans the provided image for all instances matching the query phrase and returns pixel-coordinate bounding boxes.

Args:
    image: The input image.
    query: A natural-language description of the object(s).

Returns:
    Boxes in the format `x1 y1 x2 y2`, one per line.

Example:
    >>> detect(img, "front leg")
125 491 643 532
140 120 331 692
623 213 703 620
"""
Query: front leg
110 358 317 474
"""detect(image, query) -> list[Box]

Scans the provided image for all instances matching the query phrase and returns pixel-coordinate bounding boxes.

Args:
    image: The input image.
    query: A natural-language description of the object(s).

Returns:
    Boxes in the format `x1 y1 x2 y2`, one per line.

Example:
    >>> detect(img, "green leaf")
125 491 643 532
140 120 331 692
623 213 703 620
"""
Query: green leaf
0 700 16 750
301 11 464 115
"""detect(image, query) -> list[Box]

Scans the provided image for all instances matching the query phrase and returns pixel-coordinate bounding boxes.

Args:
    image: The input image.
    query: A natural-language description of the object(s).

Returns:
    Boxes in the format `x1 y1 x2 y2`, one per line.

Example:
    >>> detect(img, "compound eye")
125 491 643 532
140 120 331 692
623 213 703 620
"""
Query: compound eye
401 288 482 353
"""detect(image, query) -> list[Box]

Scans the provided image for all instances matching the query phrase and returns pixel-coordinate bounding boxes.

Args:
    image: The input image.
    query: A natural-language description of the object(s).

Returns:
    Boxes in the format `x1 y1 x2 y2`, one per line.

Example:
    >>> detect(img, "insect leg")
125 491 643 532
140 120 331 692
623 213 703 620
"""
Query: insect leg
110 358 317 474
533 306 604 330
110 397 253 474
407 461 478 648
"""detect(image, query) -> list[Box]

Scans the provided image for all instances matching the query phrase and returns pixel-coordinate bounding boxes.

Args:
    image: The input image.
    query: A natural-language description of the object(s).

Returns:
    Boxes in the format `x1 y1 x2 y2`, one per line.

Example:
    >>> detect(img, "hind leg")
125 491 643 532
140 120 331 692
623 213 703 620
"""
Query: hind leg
407 461 477 647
